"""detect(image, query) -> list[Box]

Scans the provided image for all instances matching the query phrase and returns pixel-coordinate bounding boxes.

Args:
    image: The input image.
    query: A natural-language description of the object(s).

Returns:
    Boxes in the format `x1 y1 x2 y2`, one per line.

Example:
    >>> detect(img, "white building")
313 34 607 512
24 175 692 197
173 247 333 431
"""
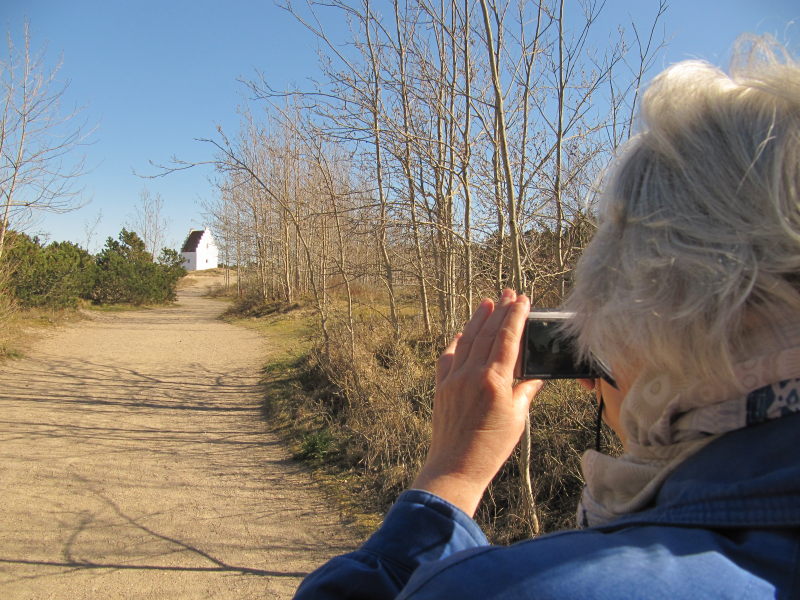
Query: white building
181 228 219 271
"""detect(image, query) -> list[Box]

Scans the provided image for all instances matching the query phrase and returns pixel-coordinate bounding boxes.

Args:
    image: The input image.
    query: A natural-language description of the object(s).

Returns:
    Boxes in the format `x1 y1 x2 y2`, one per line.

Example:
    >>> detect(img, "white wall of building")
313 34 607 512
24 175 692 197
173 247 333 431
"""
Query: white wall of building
182 252 198 271
181 228 219 271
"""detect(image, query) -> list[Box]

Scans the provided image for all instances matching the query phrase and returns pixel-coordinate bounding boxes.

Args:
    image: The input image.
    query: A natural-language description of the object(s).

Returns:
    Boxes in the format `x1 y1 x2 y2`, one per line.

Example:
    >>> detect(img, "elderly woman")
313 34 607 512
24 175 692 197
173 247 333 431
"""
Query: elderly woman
295 37 800 599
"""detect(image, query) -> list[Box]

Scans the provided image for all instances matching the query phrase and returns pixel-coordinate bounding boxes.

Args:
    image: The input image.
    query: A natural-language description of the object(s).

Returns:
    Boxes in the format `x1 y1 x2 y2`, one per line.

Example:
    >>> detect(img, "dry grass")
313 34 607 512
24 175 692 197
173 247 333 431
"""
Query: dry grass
0 304 87 360
317 321 611 540
253 303 620 542
0 267 17 357
220 283 623 542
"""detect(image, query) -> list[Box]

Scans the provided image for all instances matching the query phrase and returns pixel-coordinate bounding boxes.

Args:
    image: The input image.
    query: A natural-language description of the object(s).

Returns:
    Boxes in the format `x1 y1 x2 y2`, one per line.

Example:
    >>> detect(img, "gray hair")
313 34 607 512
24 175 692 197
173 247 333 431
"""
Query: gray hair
564 35 800 386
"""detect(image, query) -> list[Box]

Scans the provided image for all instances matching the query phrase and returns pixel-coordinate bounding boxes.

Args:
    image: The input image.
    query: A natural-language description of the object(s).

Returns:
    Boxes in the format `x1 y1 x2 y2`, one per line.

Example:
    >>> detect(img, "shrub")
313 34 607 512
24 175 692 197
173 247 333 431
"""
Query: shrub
3 231 96 308
92 229 185 305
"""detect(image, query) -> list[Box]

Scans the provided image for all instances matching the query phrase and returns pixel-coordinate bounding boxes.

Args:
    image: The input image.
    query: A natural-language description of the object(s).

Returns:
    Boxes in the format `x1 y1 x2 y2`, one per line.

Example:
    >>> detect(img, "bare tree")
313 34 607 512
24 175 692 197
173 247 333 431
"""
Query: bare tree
0 23 91 259
156 0 668 538
128 187 167 258
82 209 103 252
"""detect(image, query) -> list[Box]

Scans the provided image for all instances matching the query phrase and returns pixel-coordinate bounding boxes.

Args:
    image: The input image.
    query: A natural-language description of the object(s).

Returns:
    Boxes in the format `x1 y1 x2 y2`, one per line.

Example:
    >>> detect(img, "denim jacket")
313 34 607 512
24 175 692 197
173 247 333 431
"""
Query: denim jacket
294 412 800 599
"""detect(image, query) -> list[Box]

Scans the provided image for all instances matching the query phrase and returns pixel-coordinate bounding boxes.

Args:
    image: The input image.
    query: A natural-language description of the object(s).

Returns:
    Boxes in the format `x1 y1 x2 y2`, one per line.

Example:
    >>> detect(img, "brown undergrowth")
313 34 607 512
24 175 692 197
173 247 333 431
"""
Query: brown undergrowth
229 292 622 544
0 269 16 358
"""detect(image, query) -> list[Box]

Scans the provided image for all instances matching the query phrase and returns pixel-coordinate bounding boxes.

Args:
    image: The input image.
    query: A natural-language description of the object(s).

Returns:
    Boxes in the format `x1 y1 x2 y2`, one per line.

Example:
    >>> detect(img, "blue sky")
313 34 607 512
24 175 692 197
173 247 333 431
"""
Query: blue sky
2 0 798 252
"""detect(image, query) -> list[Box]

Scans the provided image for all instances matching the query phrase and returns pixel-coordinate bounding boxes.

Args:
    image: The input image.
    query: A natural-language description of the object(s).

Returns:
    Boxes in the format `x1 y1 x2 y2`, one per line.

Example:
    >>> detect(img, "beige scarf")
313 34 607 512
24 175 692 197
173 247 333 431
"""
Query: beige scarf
578 315 800 528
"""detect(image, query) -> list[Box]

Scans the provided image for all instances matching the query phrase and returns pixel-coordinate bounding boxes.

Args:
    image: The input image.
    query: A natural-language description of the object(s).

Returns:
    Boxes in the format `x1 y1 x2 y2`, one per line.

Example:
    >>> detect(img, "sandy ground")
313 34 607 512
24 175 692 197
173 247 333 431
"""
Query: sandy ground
0 274 359 599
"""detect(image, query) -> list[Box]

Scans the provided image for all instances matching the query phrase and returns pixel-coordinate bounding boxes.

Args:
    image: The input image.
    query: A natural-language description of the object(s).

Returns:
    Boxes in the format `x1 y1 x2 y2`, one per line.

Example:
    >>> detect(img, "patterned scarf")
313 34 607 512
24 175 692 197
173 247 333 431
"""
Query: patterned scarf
578 317 800 528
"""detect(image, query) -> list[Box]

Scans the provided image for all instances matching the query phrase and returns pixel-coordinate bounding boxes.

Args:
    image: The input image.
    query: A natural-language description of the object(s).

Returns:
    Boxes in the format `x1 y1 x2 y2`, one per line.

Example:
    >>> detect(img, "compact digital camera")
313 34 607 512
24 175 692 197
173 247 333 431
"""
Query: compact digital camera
517 310 611 382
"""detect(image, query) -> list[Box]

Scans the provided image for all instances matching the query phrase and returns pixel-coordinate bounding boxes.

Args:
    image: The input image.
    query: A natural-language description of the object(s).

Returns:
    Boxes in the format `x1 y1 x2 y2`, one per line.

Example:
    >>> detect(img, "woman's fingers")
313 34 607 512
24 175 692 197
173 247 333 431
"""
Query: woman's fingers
436 333 461 387
444 289 529 381
449 299 494 373
487 294 530 375
462 289 517 369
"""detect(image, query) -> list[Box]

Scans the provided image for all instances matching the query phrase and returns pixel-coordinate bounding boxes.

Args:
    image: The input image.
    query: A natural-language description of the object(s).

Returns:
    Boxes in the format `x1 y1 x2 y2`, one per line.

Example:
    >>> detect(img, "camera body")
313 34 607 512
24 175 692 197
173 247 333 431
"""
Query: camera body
518 310 604 380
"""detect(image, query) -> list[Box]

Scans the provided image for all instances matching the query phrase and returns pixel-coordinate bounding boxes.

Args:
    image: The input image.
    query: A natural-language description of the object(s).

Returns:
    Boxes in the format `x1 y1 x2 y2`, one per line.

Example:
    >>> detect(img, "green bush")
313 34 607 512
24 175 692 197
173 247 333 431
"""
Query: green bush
3 232 96 308
2 229 185 308
92 229 185 305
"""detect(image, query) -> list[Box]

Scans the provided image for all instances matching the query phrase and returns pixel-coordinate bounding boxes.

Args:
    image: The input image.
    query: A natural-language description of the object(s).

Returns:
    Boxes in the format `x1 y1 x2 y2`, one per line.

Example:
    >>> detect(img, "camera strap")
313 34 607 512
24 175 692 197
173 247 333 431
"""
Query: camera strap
595 397 605 452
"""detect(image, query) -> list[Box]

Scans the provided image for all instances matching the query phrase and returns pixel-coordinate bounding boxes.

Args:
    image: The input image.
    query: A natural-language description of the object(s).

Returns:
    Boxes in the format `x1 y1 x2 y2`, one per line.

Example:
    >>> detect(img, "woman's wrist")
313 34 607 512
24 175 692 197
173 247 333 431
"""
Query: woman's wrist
411 469 488 517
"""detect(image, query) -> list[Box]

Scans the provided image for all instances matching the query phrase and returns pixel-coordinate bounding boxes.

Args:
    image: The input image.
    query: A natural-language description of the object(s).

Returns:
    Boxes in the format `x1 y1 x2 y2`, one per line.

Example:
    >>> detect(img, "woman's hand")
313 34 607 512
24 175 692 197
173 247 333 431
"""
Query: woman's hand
412 289 544 517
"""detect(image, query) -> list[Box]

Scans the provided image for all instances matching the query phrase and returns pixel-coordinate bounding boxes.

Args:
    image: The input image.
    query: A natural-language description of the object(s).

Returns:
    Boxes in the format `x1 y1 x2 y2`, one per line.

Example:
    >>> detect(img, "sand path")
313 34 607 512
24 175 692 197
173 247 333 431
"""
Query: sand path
0 274 358 599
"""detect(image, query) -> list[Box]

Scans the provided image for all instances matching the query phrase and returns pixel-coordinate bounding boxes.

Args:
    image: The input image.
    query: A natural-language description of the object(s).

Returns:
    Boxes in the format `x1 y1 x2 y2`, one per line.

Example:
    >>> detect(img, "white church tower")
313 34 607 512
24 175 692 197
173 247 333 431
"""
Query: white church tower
180 227 219 271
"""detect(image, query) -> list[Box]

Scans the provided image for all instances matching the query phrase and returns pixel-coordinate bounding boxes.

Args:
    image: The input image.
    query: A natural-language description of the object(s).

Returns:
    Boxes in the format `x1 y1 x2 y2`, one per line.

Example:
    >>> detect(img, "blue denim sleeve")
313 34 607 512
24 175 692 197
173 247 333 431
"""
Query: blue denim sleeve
293 489 490 600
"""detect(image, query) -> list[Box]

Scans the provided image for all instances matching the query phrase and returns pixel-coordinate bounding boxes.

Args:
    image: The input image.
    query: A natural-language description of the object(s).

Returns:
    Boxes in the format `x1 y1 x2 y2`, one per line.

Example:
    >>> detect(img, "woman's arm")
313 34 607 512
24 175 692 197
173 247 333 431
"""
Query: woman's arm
294 290 544 599
294 490 490 600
